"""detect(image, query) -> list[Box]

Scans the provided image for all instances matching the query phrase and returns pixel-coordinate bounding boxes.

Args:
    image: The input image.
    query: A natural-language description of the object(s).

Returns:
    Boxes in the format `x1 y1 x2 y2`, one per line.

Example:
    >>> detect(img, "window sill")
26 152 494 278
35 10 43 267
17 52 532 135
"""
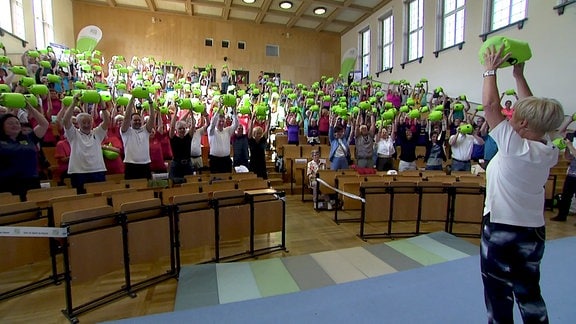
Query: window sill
375 68 393 77
479 18 528 42
400 57 423 69
0 28 28 48
433 42 465 58
554 0 576 15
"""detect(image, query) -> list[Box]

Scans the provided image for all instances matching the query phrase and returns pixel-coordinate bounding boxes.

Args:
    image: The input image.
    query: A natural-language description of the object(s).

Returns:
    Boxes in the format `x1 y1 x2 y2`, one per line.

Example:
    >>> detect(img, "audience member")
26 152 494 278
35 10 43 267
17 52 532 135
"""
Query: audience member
0 102 49 199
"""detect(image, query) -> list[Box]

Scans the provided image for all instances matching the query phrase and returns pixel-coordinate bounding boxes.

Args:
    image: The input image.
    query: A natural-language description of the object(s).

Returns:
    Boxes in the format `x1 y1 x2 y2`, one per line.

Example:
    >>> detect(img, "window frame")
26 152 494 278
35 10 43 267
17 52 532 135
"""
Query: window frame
378 11 394 74
33 0 54 50
0 0 26 42
437 0 466 51
480 0 528 40
403 0 424 66
359 27 370 79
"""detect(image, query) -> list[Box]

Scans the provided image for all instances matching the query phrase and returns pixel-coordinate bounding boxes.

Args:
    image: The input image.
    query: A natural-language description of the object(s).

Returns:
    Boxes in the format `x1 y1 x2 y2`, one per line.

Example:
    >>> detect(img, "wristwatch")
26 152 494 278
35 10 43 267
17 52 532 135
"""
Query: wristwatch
483 70 496 78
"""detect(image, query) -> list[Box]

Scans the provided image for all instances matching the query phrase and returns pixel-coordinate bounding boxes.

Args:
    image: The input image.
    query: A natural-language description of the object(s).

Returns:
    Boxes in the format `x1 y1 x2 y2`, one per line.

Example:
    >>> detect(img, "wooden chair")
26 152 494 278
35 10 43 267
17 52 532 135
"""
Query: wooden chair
418 181 451 230
171 193 215 263
180 181 203 194
301 145 316 159
0 201 48 272
231 172 258 180
105 173 125 184
237 178 269 191
111 190 155 212
26 187 77 205
120 198 172 265
0 192 21 205
49 194 108 226
84 182 126 195
203 180 237 195
212 190 250 259
275 134 288 150
121 178 149 189
449 182 485 236
161 186 202 205
336 175 362 210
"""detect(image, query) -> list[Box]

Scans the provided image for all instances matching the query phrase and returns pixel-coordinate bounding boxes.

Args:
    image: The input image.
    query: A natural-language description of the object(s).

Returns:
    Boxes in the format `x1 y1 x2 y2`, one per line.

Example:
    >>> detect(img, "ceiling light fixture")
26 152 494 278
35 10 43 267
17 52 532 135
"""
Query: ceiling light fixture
242 0 256 4
313 7 327 15
279 1 293 9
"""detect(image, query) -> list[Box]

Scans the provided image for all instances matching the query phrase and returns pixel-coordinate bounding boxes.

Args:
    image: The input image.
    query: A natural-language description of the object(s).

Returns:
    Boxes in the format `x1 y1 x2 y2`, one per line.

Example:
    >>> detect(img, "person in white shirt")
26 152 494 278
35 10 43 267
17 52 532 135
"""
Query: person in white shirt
375 126 396 171
448 126 484 171
62 93 110 193
480 45 565 324
121 96 155 179
208 106 238 173
189 113 208 173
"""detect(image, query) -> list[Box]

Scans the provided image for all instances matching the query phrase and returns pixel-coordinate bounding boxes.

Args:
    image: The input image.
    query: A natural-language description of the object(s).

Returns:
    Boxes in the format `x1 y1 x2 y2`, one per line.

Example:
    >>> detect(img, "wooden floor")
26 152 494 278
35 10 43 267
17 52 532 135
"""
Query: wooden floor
1 194 576 324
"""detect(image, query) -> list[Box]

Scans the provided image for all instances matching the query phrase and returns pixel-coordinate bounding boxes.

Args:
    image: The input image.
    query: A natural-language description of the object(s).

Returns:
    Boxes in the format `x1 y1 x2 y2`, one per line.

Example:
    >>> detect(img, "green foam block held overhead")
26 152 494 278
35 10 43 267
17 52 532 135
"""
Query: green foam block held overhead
28 84 49 96
459 123 474 135
0 84 11 93
24 94 39 108
428 111 444 121
0 93 27 109
81 90 101 104
62 96 74 107
116 96 129 106
479 36 532 68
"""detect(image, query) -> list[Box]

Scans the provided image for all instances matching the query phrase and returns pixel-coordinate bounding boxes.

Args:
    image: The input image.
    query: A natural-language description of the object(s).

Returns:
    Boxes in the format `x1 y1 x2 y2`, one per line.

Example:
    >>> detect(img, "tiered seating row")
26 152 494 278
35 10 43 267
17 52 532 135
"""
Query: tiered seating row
1 183 286 322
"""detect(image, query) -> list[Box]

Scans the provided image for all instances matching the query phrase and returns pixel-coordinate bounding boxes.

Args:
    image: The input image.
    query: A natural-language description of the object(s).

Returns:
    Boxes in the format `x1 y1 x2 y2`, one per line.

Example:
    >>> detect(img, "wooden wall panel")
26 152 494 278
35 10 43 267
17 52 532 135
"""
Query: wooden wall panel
72 3 341 85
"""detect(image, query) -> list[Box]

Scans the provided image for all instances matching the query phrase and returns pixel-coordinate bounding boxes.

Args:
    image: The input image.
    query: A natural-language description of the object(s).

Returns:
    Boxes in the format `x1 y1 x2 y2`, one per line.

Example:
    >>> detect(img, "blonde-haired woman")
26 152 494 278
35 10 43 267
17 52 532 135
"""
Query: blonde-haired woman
480 45 565 324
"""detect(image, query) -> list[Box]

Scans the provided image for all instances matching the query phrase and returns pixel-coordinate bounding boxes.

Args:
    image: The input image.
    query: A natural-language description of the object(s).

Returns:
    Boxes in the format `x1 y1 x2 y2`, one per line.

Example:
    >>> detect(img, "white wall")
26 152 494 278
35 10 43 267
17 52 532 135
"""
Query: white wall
341 0 576 114
1 0 74 63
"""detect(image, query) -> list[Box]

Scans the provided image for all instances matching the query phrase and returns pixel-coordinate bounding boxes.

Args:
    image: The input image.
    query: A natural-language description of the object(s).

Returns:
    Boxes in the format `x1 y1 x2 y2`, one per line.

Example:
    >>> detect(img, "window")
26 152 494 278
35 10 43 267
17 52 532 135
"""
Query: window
379 12 394 71
266 44 279 57
406 0 424 62
439 0 465 50
360 28 370 78
238 41 246 50
0 0 25 39
221 40 229 48
489 0 527 31
205 38 213 47
33 0 54 49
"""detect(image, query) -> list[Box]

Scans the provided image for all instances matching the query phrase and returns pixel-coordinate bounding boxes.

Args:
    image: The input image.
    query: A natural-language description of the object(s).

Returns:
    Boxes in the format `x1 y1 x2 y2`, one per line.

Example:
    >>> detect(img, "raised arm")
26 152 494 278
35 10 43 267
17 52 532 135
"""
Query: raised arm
169 105 178 138
27 102 49 139
482 45 509 130
121 96 135 133
63 93 82 130
512 63 533 99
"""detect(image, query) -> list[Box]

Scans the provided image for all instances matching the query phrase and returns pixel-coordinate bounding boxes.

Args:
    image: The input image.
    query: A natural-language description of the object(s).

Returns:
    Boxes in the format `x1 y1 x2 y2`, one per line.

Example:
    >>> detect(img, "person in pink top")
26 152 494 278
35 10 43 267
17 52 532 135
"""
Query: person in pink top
318 108 330 136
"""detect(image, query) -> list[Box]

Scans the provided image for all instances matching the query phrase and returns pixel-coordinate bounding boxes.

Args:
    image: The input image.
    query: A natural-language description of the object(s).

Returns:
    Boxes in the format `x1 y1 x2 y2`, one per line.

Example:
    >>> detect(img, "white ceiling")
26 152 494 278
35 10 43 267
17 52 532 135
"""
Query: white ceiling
74 0 392 34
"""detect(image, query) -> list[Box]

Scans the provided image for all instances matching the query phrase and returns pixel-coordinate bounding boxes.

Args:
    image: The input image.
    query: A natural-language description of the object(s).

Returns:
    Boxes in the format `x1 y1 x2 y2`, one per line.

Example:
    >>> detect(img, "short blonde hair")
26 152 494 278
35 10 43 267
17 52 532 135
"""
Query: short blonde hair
252 126 263 137
513 97 564 134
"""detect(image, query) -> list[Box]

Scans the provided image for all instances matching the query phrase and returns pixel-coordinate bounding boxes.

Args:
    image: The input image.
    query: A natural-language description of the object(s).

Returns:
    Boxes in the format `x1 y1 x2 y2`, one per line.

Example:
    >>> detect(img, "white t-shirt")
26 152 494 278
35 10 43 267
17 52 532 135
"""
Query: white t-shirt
65 124 107 174
449 133 478 161
483 121 558 227
208 114 238 157
121 127 151 164
377 137 395 156
190 129 204 157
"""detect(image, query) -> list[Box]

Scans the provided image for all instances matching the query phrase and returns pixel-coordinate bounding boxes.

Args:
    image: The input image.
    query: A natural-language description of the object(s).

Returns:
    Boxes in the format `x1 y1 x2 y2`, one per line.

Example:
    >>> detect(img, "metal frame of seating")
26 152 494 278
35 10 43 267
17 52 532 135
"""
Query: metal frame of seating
447 182 485 237
245 189 287 257
0 202 62 301
59 200 176 323
359 178 483 240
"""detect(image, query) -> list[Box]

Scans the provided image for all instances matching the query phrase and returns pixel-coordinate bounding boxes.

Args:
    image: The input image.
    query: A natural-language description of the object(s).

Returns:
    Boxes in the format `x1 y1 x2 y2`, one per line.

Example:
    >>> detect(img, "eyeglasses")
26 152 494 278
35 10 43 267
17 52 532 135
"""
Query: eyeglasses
177 127 186 130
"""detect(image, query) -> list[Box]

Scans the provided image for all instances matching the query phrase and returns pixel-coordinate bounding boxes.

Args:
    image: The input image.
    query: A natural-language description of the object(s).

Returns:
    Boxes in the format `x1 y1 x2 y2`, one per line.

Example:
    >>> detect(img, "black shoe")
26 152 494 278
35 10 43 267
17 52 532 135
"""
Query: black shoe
551 216 567 222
